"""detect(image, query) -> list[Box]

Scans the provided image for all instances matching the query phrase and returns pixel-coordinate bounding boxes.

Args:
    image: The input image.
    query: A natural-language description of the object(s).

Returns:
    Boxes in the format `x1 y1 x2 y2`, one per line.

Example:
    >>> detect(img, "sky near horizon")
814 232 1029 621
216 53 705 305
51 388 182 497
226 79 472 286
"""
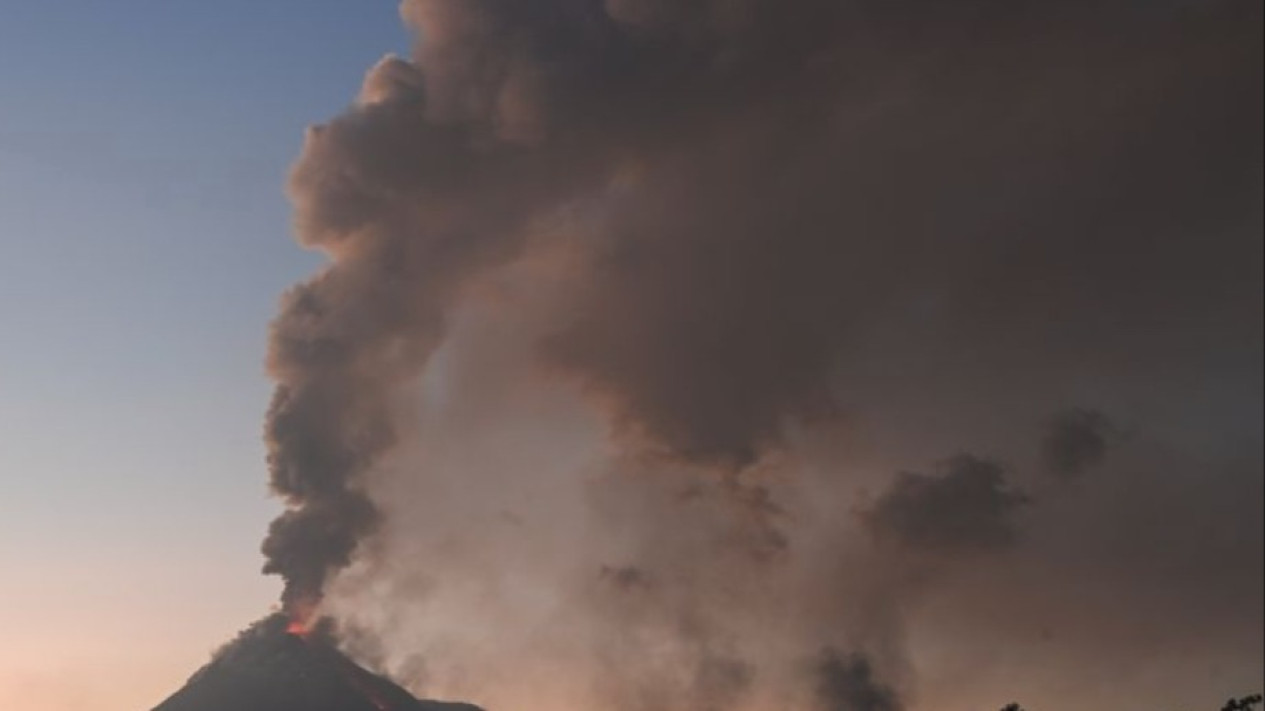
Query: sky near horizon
0 3 1261 711
0 3 407 709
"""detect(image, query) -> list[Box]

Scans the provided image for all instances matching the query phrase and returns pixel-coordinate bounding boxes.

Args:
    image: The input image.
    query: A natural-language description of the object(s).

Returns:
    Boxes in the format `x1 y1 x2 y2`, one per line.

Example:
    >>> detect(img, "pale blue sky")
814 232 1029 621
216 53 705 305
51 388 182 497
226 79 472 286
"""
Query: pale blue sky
0 4 409 707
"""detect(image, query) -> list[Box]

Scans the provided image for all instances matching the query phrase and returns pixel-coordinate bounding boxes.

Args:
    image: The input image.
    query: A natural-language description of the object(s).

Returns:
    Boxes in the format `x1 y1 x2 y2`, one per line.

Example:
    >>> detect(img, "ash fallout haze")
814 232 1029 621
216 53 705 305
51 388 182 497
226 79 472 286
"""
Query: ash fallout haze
2 1 1262 711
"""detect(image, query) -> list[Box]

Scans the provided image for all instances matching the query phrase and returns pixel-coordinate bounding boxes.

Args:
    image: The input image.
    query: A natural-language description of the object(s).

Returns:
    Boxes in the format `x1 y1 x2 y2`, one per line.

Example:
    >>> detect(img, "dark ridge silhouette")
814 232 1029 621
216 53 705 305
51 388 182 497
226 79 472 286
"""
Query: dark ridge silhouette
152 616 481 711
1221 695 1265 711
998 693 1263 711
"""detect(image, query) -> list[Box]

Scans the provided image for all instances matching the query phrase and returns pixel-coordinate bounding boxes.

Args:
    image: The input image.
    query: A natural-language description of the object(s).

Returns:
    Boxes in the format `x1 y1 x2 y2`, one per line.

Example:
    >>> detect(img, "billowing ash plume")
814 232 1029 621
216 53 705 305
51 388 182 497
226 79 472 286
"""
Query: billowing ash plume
256 0 1262 708
261 50 598 611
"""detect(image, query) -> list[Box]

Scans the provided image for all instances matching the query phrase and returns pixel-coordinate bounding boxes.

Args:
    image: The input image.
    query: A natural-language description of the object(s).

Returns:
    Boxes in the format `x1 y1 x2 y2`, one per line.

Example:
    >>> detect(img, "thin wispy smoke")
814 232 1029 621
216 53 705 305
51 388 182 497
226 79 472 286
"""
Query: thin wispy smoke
256 0 1263 707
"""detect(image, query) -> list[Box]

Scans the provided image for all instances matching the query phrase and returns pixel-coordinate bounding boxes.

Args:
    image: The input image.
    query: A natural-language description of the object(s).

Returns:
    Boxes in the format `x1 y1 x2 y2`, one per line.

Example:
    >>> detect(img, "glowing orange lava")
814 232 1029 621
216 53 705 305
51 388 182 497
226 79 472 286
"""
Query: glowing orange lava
283 597 319 639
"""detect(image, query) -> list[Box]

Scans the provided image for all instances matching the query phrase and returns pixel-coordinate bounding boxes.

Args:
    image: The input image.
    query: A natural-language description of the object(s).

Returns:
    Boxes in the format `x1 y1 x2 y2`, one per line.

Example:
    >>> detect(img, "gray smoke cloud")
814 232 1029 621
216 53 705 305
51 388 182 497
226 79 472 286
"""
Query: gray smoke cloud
815 650 904 711
255 0 1263 707
861 455 1031 555
1041 408 1120 478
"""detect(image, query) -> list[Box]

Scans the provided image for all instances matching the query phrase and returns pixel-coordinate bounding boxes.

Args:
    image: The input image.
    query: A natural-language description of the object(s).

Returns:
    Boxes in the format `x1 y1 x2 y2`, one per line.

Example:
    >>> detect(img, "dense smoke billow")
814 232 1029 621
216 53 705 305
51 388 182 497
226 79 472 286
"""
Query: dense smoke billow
258 1 1263 708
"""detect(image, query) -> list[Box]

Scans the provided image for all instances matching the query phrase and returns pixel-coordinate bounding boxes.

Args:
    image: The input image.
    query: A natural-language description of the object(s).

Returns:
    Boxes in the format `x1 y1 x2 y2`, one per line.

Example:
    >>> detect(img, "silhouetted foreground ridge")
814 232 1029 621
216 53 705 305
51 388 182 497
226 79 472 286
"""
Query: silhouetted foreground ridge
1000 696 1263 711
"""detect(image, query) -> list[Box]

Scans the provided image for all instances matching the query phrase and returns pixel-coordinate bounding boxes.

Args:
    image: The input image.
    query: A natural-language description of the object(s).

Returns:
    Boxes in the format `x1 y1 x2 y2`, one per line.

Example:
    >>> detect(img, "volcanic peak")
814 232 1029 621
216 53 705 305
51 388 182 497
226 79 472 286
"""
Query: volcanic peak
153 615 481 711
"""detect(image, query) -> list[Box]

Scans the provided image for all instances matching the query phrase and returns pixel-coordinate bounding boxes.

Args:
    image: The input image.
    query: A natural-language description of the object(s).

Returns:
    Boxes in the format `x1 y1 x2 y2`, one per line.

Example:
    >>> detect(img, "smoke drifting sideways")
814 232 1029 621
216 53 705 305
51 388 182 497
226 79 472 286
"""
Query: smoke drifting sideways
257 0 1263 708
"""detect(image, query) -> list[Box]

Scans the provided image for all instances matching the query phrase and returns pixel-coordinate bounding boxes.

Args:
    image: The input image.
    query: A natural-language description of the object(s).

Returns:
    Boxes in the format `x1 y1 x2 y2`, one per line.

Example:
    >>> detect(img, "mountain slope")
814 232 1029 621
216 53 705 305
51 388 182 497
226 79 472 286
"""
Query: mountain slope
153 616 482 711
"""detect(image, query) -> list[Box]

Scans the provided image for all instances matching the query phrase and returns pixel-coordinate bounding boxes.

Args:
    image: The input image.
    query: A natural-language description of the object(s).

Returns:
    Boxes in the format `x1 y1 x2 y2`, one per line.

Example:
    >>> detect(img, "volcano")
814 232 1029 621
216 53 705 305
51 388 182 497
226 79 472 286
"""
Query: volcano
153 616 482 711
